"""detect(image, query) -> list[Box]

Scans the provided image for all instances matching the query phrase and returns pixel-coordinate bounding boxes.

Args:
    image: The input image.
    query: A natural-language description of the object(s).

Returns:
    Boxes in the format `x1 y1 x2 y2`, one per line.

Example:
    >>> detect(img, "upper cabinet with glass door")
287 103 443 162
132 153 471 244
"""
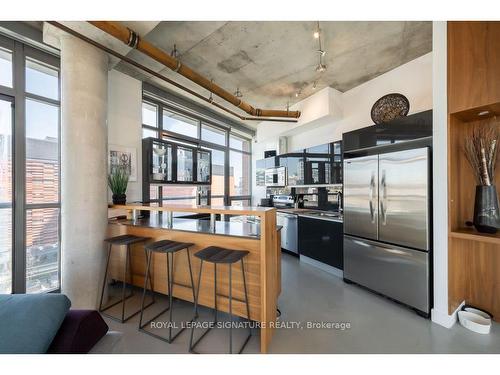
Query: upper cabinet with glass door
176 145 194 182
197 149 211 184
304 143 333 185
143 137 211 185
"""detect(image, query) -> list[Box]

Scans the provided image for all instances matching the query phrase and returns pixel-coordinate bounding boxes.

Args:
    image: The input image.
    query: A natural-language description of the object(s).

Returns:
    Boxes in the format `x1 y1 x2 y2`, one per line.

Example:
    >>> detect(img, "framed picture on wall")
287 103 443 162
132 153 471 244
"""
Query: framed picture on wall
108 145 137 182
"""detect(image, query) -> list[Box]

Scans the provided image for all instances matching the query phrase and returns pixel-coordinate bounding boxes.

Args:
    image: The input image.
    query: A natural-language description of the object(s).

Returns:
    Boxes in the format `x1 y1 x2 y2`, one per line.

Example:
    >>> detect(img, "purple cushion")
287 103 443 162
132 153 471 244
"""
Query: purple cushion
48 310 108 354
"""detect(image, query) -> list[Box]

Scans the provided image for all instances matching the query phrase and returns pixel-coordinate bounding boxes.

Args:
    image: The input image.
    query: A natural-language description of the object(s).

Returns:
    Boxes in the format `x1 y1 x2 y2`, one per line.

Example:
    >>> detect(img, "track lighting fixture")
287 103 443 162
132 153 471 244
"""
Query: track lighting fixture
170 44 179 58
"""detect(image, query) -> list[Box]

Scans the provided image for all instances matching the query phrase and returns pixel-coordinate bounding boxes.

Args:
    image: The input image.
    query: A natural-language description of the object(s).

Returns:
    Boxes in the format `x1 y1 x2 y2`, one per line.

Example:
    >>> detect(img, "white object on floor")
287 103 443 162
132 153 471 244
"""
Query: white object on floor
458 311 491 334
464 307 492 320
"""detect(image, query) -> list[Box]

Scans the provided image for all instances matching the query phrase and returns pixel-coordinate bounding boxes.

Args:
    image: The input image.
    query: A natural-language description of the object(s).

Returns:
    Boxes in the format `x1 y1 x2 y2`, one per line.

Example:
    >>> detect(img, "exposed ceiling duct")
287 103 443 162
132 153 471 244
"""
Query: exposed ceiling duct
47 21 297 123
88 21 301 120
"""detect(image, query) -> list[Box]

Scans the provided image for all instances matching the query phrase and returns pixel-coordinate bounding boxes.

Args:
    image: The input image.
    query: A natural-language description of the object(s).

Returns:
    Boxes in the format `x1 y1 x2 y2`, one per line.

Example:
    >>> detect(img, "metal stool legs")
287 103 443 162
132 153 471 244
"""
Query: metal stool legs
139 247 196 343
98 243 153 323
189 259 252 354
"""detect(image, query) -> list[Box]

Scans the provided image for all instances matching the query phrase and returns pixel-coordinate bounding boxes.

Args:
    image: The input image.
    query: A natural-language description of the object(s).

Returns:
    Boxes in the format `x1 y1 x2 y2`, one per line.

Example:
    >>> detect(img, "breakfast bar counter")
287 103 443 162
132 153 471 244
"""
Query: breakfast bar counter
107 204 281 353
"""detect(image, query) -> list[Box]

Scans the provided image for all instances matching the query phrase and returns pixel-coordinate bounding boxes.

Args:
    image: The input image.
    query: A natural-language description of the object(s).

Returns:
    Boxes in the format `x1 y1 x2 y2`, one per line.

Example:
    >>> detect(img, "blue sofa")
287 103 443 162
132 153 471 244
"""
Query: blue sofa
0 294 109 354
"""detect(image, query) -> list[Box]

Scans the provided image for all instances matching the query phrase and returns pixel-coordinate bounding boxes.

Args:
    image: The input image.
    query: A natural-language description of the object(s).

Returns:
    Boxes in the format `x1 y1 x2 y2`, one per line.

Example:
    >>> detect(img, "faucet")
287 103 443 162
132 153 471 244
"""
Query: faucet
337 191 343 213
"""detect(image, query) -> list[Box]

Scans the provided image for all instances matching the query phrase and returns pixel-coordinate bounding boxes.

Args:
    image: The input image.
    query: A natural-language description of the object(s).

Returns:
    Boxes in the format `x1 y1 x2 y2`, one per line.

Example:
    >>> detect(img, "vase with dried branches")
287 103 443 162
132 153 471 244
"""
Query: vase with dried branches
464 121 500 233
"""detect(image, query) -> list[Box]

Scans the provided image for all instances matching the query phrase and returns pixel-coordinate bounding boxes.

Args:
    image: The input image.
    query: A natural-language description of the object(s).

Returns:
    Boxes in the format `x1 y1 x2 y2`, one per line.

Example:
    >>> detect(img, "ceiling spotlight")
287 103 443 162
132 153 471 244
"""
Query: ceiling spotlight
316 63 327 73
234 88 243 98
295 90 301 98
313 30 320 39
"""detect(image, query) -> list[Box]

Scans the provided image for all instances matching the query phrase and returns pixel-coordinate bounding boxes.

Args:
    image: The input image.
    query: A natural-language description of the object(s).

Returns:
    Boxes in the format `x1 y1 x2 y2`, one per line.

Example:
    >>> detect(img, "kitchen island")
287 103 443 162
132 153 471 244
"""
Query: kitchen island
107 204 280 353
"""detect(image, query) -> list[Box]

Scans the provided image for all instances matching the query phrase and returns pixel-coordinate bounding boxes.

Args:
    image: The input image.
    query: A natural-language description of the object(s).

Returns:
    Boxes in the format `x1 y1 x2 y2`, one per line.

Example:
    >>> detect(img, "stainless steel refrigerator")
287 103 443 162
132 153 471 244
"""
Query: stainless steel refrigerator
343 147 430 314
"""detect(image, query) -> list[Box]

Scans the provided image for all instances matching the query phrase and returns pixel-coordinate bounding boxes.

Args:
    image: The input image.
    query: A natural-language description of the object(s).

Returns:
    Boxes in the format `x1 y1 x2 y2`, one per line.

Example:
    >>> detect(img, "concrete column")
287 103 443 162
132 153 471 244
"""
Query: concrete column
60 35 109 308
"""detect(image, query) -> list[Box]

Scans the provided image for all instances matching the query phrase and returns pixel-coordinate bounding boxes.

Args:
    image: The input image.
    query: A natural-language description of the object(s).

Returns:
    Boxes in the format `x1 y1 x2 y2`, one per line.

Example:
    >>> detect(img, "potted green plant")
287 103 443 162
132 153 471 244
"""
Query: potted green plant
464 122 500 233
108 168 129 205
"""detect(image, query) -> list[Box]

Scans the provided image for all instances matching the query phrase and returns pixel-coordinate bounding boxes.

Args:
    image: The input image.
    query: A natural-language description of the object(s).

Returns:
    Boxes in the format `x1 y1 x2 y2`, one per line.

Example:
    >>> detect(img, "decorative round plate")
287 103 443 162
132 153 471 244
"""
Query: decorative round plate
370 93 410 125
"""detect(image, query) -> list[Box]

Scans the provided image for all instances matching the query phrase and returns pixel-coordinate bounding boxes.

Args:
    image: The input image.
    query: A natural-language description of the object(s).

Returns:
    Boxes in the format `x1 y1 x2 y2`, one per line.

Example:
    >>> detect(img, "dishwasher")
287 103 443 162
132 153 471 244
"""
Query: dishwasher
276 212 298 254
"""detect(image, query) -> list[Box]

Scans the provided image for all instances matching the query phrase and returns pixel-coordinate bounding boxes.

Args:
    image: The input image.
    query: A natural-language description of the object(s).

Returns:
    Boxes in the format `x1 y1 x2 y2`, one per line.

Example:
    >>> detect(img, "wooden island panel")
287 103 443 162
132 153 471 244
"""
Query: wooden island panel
106 204 280 353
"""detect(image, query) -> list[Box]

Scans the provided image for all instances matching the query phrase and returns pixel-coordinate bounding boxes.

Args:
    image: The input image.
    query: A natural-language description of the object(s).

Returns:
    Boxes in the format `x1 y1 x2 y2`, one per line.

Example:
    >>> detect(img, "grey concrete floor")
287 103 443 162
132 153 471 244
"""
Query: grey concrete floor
102 253 500 354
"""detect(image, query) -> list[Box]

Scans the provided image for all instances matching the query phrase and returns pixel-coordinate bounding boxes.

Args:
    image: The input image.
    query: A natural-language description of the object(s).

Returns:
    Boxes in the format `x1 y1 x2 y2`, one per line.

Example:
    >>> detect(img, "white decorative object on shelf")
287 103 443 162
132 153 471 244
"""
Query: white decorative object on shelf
153 147 166 156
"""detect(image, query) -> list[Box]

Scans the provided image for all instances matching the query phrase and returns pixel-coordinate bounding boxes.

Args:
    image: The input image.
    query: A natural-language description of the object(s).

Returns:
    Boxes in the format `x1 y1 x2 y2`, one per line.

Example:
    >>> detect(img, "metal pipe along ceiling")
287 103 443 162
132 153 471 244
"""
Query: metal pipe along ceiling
87 21 301 120
47 22 297 123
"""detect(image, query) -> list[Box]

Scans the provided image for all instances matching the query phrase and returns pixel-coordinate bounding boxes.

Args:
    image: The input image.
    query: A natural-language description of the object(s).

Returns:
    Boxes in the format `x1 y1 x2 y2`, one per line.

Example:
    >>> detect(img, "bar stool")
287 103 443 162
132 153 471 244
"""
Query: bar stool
139 239 196 343
99 234 153 323
188 246 252 354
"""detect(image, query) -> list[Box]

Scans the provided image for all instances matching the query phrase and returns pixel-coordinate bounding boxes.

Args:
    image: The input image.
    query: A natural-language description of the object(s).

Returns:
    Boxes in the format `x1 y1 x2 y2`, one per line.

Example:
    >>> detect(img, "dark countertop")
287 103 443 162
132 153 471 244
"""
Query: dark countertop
109 214 282 239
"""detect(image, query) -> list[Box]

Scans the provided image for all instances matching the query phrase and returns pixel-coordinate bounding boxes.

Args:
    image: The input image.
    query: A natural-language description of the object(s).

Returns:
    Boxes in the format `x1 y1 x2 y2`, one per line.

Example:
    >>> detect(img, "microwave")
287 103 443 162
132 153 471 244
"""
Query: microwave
265 167 287 187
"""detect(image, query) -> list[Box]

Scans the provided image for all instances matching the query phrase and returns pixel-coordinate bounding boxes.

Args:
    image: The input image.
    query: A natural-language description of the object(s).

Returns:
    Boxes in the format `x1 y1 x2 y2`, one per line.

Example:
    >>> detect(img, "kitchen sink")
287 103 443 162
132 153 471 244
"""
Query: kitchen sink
300 211 343 221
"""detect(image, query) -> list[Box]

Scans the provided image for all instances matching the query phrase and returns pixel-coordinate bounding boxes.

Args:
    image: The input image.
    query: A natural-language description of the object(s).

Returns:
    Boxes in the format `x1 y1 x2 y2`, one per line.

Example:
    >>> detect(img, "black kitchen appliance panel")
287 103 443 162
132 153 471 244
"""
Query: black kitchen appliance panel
342 110 432 153
298 216 343 269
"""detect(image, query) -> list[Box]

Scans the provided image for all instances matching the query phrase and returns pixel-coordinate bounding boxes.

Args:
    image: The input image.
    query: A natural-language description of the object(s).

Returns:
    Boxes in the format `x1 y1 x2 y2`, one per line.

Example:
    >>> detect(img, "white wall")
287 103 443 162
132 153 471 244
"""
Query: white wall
252 52 433 203
107 70 143 202
431 21 455 328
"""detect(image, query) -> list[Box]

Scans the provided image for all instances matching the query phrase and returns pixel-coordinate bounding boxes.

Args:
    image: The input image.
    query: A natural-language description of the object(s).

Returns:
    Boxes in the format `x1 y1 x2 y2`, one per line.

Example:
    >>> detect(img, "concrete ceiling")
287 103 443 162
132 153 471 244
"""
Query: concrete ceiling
43 21 432 128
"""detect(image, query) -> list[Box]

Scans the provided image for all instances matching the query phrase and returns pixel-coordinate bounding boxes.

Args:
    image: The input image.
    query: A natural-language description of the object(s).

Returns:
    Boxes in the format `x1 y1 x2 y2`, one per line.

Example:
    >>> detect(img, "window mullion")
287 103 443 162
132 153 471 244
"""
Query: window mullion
12 40 26 294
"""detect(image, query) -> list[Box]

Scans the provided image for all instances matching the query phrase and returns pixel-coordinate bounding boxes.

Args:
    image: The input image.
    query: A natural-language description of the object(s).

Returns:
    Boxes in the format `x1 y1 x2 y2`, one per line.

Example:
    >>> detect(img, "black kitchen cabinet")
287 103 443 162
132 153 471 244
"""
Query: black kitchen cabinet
142 137 212 203
298 216 343 269
304 143 332 185
280 153 305 186
332 140 342 184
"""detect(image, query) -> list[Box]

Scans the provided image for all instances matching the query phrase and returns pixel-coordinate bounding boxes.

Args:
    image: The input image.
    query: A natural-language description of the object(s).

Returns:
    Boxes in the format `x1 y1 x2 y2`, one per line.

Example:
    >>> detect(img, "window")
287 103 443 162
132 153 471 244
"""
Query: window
208 148 225 197
230 150 251 196
25 99 59 205
25 58 59 100
163 109 198 138
142 127 158 139
0 96 13 293
0 38 60 294
26 208 60 293
162 185 197 206
142 102 158 127
141 97 252 207
202 124 226 146
230 134 250 152
24 55 60 294
0 47 13 88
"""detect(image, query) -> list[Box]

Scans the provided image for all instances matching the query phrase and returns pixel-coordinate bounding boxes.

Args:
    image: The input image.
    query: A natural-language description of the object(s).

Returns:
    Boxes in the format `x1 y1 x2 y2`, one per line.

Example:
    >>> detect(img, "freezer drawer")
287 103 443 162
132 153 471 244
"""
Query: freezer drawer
343 155 379 240
344 235 429 313
379 148 430 250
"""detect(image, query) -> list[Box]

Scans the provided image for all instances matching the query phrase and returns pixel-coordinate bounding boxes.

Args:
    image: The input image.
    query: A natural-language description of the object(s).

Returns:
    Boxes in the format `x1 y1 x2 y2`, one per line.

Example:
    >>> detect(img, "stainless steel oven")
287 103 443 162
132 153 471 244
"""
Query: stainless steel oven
265 166 287 187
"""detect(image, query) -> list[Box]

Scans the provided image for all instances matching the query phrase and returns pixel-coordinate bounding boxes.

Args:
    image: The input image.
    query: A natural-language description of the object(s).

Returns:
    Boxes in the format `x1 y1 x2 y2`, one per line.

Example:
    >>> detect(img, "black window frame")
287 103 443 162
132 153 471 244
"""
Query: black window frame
0 33 61 294
141 94 252 206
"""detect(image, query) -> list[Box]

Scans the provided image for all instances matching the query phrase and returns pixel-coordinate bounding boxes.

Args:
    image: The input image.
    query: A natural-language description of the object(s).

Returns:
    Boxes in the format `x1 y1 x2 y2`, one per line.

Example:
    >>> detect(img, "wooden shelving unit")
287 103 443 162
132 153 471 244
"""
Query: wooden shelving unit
450 228 500 245
447 21 500 320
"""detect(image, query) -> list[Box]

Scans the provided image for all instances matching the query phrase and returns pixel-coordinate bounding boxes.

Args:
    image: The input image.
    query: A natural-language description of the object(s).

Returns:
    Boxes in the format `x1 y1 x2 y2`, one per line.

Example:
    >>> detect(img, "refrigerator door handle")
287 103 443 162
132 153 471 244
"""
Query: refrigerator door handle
380 170 387 225
369 173 376 223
